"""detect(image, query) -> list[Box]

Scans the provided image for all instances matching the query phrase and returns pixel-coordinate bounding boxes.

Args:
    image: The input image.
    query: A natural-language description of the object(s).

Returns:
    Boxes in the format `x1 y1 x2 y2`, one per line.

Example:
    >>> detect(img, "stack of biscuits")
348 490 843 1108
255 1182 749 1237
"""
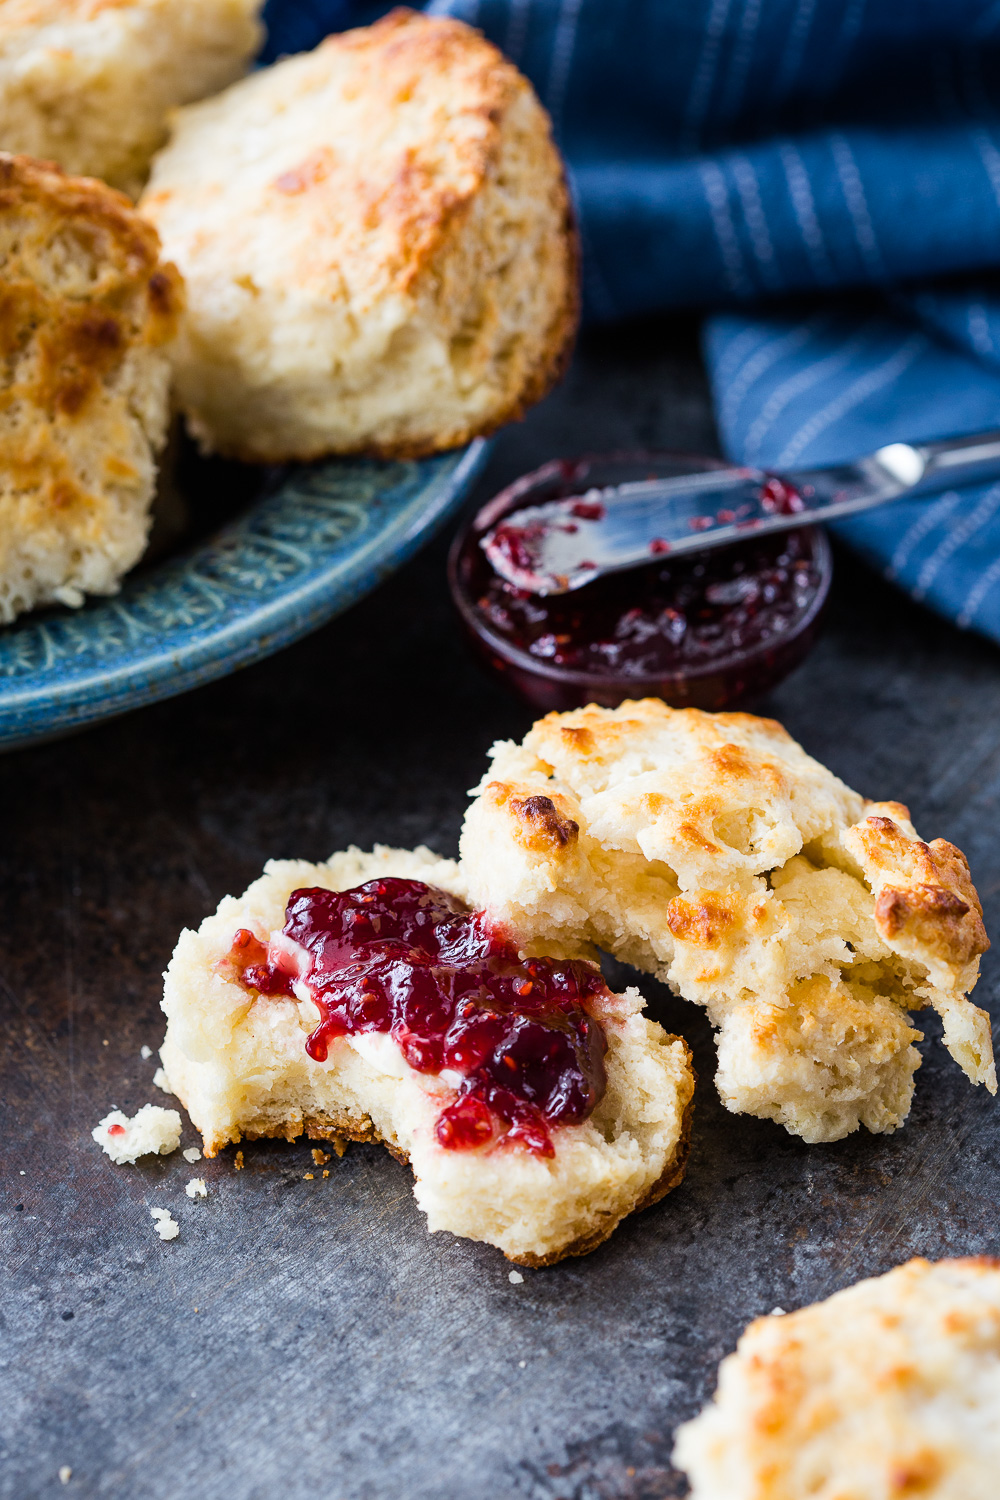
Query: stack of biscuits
0 5 578 621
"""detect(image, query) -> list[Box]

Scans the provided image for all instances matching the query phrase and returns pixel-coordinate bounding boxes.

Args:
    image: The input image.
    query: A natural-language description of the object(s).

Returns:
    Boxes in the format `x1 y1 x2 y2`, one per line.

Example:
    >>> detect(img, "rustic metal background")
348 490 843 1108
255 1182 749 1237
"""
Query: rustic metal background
3 319 999 1499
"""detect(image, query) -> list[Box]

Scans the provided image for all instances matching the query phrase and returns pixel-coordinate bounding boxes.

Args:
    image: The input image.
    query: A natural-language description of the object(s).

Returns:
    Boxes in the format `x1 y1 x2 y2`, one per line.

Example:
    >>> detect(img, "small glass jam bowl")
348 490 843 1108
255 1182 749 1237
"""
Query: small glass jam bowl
448 452 833 714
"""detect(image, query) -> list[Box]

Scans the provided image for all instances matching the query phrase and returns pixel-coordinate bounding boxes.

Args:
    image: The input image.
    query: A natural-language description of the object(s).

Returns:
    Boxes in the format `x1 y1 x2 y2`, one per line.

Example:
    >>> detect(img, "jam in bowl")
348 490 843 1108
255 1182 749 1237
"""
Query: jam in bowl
448 453 832 713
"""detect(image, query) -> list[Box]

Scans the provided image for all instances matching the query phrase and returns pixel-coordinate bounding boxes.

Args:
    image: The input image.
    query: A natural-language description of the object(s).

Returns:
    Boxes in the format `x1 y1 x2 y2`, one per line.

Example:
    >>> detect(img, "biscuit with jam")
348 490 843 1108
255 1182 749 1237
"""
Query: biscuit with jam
159 844 694 1266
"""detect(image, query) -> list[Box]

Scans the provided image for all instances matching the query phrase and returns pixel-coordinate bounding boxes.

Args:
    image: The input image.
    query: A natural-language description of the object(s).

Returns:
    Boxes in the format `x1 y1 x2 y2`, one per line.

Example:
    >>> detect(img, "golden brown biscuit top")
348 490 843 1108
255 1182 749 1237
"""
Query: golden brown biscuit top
141 9 543 310
675 1258 1000 1500
0 0 136 33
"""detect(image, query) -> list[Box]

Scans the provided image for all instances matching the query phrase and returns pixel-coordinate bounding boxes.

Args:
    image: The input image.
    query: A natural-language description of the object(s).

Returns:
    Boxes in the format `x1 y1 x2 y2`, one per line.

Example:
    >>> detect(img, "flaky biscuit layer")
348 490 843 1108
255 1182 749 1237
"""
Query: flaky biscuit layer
461 700 994 1143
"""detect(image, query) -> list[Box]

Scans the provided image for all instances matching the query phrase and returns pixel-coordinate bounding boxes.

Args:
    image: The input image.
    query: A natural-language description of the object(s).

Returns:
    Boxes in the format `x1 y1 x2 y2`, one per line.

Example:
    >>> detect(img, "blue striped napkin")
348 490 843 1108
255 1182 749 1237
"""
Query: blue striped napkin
264 0 1000 641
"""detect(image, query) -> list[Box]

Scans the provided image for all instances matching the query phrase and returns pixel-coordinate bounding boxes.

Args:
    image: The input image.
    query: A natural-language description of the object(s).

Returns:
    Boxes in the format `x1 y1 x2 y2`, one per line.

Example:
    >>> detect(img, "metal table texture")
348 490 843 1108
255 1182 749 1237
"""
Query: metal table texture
3 318 999 1500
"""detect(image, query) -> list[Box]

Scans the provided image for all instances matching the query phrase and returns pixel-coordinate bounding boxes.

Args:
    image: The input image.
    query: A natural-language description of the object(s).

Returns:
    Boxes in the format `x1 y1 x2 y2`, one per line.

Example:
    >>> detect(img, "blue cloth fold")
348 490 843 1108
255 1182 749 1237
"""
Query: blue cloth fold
264 0 1000 642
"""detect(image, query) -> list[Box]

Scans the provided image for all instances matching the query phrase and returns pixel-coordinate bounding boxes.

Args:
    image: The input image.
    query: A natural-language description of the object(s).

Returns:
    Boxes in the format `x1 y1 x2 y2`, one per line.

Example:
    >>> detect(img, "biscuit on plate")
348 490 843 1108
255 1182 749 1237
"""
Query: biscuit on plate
460 700 994 1144
158 844 694 1266
0 1 264 196
140 8 578 462
0 153 182 624
673 1257 1000 1499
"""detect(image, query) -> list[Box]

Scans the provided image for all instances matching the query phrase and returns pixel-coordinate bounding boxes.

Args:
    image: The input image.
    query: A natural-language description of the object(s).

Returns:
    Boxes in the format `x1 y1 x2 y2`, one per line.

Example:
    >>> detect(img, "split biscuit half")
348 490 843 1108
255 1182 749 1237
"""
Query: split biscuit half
460 699 995 1143
159 845 694 1266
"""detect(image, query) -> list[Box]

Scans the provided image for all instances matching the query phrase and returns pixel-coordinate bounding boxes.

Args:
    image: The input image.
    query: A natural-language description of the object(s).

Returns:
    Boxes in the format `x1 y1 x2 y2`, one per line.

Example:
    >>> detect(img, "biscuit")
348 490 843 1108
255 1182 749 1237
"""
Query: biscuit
140 8 578 462
460 700 994 1143
0 153 182 624
673 1257 1000 1499
0 1 263 196
158 844 694 1266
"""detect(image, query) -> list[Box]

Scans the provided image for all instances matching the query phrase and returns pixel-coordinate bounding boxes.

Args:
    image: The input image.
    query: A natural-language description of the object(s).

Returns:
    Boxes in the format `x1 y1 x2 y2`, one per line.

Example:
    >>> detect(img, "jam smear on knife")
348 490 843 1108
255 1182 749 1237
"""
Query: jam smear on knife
222 879 608 1158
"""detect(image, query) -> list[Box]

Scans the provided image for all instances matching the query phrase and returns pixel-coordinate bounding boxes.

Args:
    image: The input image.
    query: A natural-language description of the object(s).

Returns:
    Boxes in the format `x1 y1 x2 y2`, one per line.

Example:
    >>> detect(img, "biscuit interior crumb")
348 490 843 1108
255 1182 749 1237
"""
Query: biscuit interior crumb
185 1177 207 1199
150 1207 179 1241
93 1104 181 1164
461 700 995 1144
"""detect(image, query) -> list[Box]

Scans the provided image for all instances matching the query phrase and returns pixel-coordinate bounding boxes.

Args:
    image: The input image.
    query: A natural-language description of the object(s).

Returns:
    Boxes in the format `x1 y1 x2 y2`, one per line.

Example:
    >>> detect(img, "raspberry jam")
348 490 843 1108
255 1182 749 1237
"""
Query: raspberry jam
448 454 831 714
474 529 820 677
221 879 608 1158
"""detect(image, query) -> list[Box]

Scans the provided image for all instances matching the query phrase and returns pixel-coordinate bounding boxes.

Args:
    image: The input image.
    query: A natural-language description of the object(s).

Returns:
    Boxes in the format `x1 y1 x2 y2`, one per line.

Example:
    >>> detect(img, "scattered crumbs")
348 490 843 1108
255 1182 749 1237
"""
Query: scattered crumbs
234 1150 244 1170
152 1067 173 1095
303 1172 314 1180
508 1270 524 1285
182 1146 202 1164
140 1045 152 1060
311 1148 330 1166
193 1306 199 1313
102 1039 108 1047
59 1467 71 1485
150 1207 179 1242
518 1360 526 1369
331 1135 347 1158
771 1307 786 1316
185 1178 208 1200
322 1169 329 1178
19 1170 24 1175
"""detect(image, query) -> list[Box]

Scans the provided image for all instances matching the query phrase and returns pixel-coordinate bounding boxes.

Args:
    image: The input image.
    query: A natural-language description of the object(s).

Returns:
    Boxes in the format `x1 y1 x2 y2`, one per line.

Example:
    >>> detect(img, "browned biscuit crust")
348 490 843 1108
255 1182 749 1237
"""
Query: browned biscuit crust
142 7 579 462
203 1043 695 1266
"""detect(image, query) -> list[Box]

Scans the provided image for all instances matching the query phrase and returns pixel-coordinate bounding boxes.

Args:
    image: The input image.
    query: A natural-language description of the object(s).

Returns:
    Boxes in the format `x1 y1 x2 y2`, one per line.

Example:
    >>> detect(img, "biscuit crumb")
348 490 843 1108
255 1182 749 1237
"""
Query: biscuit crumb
150 1207 179 1241
311 1148 330 1166
185 1178 207 1199
331 1136 347 1158
518 1360 526 1368
771 1306 786 1316
93 1105 181 1164
234 1150 244 1169
508 1270 524 1285
322 1169 330 1178
58 1468 71 1485
102 1039 109 1047
182 1146 202 1163
303 1172 314 1180
140 1045 152 1060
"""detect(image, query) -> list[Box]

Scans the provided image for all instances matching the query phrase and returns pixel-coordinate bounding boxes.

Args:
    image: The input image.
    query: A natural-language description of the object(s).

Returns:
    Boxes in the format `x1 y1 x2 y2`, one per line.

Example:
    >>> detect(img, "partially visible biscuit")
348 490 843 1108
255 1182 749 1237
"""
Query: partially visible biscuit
140 8 578 461
0 153 182 623
0 1 264 196
674 1257 1000 1499
461 700 995 1143
159 844 694 1266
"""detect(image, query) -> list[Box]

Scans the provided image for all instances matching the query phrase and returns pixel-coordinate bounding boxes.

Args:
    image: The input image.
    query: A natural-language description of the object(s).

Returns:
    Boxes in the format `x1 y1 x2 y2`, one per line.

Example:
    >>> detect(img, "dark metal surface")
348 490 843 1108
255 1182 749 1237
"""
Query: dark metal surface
3 318 999 1500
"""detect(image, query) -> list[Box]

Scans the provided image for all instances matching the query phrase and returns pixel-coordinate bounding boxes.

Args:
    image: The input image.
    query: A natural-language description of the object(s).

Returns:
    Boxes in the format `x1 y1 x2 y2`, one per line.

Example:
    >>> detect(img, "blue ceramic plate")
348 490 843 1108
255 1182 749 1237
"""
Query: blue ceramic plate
0 440 489 751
